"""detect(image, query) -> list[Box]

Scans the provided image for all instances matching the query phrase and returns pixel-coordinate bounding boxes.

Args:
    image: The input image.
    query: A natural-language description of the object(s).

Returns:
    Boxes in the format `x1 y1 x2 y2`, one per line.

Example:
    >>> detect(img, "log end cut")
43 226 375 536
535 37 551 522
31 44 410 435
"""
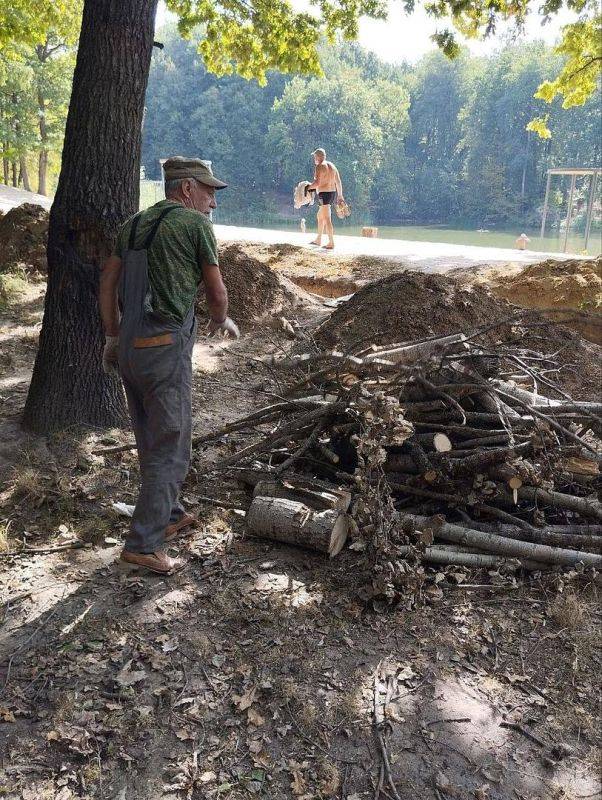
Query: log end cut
329 514 349 557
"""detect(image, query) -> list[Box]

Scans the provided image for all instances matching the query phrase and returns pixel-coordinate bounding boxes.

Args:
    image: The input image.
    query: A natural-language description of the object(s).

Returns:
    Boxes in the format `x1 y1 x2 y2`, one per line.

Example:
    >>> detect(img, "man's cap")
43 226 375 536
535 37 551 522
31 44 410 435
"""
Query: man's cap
312 148 326 157
163 156 227 189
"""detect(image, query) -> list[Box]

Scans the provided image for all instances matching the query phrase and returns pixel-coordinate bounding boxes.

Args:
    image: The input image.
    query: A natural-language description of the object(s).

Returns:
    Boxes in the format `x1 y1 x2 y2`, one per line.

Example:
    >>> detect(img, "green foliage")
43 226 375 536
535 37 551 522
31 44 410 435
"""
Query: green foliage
167 0 387 83
0 27 77 193
528 10 601 135
0 0 80 48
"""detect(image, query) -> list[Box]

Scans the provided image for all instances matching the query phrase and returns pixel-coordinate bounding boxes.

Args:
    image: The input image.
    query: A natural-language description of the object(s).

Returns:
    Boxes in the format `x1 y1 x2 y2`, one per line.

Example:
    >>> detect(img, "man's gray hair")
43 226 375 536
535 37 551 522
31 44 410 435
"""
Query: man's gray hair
164 177 186 196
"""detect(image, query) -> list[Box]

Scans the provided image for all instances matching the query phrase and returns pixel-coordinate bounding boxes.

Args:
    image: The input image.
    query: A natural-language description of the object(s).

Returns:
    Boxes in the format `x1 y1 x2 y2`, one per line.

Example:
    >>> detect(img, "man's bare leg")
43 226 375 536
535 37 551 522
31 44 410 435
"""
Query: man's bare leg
311 206 325 246
323 206 335 249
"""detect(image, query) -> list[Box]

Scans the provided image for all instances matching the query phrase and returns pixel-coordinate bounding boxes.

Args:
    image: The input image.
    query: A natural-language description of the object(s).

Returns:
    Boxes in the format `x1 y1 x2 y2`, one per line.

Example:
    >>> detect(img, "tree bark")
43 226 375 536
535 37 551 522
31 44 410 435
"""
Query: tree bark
22 0 158 434
19 155 31 192
36 68 48 196
38 149 48 196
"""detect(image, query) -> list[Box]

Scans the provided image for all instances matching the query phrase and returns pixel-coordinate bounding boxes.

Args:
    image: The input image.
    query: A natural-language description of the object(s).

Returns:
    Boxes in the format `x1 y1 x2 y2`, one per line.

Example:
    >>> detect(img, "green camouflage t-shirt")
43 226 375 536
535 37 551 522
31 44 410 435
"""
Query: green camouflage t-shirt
114 199 219 324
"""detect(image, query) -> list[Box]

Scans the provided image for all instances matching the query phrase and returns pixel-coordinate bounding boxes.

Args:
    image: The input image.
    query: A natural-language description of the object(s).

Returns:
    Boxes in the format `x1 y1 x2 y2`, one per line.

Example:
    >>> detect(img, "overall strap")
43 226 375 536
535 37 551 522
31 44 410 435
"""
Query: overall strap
128 212 143 250
142 205 180 251
127 205 180 251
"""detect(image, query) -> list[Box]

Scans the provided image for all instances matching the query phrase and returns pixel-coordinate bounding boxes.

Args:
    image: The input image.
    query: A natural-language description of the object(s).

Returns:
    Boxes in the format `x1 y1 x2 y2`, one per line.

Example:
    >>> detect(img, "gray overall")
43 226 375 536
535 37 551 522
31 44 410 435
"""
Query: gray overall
118 207 197 553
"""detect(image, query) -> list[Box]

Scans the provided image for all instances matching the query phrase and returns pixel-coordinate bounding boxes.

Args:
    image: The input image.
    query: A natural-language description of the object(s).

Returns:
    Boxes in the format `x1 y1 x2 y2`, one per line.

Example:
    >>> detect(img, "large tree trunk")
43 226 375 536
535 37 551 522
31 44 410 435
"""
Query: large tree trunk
22 0 158 434
19 155 31 192
37 79 49 196
38 149 48 196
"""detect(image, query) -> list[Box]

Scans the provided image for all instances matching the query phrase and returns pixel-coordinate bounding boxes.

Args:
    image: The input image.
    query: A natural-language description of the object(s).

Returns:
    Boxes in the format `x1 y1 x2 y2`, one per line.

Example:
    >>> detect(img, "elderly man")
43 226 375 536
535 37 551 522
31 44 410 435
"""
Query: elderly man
99 157 239 575
306 147 344 250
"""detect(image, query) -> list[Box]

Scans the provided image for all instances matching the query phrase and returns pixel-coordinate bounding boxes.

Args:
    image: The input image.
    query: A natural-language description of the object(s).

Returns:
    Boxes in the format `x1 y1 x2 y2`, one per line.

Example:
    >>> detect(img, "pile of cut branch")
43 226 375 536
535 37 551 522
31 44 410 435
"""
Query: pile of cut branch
197 316 602 588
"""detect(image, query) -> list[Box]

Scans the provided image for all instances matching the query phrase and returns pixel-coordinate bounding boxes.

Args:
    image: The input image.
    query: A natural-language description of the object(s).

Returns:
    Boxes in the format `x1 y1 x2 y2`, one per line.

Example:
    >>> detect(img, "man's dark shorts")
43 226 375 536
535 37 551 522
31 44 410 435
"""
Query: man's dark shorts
318 191 336 206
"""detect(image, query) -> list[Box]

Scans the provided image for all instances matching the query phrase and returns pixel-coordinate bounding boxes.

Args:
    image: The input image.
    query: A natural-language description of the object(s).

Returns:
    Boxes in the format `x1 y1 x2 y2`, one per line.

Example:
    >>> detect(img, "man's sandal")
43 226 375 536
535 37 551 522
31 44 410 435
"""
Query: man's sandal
119 549 179 575
165 514 198 543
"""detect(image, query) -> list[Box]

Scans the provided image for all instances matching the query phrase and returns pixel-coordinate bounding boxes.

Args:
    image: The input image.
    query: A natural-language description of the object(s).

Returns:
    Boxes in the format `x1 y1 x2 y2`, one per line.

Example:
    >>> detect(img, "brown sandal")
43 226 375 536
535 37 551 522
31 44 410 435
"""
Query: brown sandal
165 514 198 543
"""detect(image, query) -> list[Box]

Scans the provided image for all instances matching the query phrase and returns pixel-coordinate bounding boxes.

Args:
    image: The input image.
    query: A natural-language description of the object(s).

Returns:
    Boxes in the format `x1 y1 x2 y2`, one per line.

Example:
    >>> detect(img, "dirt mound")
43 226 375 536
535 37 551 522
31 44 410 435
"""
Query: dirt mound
317 272 508 347
0 203 49 274
315 271 602 399
197 242 314 326
490 256 602 344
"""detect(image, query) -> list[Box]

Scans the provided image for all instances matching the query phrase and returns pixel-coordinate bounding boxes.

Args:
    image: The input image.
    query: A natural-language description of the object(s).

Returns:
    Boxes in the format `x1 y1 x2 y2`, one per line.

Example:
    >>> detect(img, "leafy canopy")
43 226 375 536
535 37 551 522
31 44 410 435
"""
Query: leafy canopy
0 0 80 48
2 0 599 131
527 9 601 137
167 0 387 82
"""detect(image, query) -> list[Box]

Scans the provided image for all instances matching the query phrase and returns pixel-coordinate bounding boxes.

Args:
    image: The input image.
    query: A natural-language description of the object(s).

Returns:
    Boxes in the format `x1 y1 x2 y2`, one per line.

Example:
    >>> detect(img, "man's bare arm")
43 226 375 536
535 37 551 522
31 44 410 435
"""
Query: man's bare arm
99 255 122 336
201 262 228 322
335 167 343 198
202 262 240 338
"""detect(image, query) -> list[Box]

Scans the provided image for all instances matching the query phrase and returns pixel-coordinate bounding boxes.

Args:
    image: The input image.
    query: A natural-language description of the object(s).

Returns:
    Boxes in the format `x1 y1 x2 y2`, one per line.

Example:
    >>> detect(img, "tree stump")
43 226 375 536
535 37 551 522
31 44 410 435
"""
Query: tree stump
246 497 349 556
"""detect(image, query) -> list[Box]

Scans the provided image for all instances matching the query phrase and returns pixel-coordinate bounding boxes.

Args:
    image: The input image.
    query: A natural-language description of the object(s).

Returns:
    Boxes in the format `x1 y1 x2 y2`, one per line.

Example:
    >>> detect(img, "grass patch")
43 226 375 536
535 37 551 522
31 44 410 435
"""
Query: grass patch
0 269 29 310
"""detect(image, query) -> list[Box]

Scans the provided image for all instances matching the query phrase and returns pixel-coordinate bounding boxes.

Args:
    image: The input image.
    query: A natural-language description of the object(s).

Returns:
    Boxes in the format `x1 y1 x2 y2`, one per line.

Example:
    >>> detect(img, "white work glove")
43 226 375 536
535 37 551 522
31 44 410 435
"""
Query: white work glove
102 335 120 377
208 316 240 339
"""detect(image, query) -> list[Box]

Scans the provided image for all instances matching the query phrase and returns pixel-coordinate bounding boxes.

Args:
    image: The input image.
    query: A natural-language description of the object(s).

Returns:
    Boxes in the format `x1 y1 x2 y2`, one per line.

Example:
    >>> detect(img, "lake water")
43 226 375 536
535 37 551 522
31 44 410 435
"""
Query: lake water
237 221 601 256
139 182 600 255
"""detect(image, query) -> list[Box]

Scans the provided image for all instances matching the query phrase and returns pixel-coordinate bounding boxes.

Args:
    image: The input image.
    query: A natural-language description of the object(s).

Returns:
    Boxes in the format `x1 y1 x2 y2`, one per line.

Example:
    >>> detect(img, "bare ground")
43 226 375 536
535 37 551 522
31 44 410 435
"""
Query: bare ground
0 274 601 800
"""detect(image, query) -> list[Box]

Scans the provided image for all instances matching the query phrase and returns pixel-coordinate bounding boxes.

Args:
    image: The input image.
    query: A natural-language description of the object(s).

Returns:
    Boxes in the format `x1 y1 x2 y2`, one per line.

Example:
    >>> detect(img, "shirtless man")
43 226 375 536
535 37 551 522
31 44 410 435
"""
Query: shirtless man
307 148 344 249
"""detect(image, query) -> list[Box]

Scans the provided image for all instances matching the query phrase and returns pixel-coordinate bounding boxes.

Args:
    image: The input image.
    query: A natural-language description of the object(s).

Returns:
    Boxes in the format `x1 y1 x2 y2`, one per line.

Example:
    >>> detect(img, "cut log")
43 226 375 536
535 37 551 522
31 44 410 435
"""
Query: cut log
404 514 602 567
396 545 545 570
246 497 349 556
364 333 466 365
491 380 562 407
494 484 602 521
253 479 351 512
433 433 453 453
385 454 419 474
463 520 602 551
560 456 600 476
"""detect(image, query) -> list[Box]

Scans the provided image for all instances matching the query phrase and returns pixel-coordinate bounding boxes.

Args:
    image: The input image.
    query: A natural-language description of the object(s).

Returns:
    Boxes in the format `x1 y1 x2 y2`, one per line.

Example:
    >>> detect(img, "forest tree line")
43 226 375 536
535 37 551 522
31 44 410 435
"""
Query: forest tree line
1 19 599 231
143 28 600 230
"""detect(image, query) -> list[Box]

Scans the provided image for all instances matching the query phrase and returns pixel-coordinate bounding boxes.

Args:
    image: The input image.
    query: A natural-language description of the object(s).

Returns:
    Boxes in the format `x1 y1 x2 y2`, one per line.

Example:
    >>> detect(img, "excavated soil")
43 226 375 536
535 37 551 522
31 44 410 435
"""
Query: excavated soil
490 256 602 344
450 256 602 345
315 271 602 399
0 202 49 274
196 242 316 326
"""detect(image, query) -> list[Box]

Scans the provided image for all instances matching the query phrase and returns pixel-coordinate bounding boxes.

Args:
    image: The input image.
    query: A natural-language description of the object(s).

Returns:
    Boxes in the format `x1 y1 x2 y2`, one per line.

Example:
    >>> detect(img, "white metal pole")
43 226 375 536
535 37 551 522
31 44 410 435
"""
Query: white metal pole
584 171 598 252
540 171 551 238
563 173 576 253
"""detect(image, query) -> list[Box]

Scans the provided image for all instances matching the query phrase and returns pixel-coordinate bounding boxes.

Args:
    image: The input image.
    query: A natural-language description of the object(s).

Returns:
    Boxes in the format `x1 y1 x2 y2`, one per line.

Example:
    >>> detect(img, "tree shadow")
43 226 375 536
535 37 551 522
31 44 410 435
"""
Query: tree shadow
1 528 599 799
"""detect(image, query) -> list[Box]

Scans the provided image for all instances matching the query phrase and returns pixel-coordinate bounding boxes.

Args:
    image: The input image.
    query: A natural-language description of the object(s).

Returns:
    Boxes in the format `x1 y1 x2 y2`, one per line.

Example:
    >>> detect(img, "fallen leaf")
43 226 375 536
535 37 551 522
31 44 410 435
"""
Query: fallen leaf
247 708 265 727
0 707 15 723
233 685 257 711
115 660 146 687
